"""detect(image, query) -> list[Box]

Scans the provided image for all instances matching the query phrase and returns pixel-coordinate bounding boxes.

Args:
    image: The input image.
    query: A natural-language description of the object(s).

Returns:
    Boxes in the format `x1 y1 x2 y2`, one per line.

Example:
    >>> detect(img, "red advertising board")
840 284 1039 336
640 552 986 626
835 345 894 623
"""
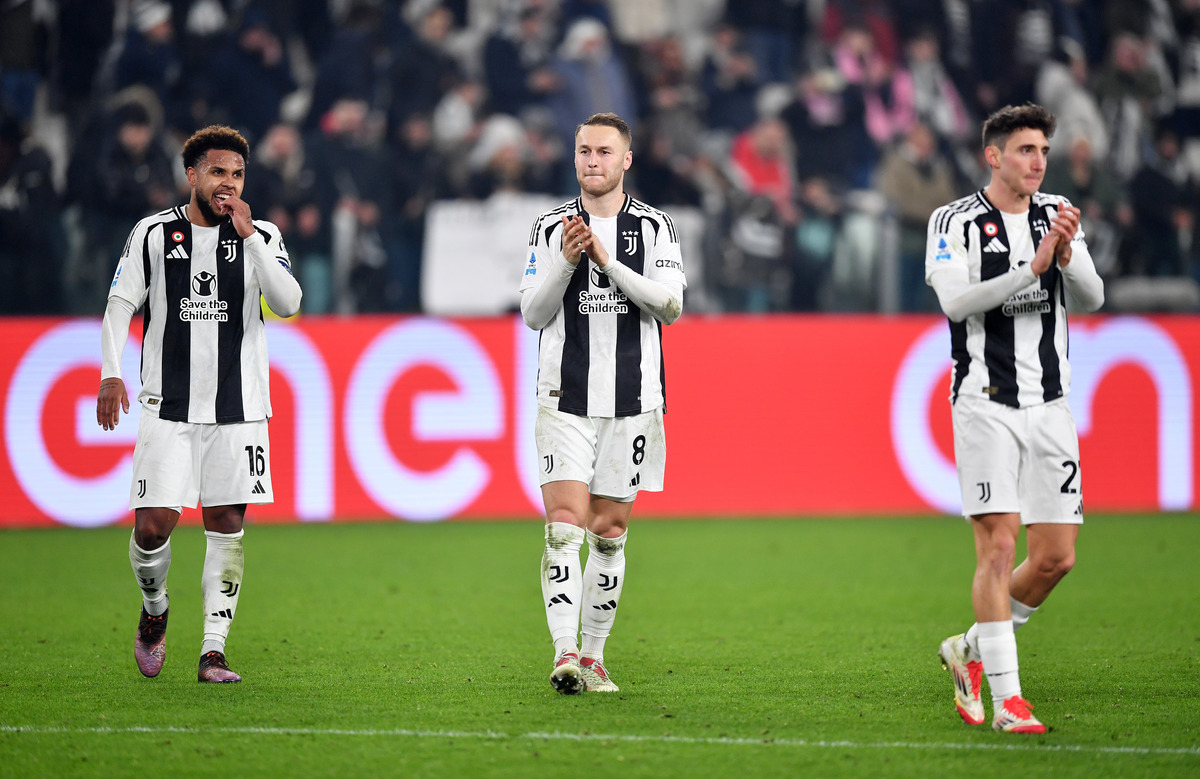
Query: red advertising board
1 315 1196 527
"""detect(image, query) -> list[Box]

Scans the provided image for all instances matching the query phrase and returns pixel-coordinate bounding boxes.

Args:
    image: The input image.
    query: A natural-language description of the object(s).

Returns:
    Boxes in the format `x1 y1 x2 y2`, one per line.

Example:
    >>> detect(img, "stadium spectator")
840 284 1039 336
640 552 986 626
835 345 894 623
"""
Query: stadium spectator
306 97 395 313
241 122 331 312
45 0 115 139
207 9 297 145
880 27 972 147
387 4 464 134
96 125 302 685
929 104 1104 736
1094 32 1166 180
699 23 763 135
0 0 50 125
522 112 685 696
388 112 450 313
1127 125 1195 277
481 5 560 117
68 99 179 315
548 19 639 153
1040 132 1131 278
0 114 62 314
876 121 958 312
726 0 807 84
107 1 188 134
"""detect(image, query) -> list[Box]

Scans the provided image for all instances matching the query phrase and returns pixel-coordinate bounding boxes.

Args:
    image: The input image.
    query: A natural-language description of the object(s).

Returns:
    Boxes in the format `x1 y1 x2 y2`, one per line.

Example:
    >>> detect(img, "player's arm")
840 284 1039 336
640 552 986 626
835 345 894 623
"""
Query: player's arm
98 221 154 429
246 223 302 317
1053 202 1105 312
926 211 1038 322
98 295 135 429
520 215 585 331
601 260 684 323
585 219 685 324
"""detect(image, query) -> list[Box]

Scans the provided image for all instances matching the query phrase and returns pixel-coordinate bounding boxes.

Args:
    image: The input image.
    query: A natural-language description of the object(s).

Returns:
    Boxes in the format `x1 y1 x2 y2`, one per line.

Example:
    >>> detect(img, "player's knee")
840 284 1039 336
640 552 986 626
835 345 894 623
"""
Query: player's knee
1037 548 1075 582
545 513 585 537
982 536 1018 575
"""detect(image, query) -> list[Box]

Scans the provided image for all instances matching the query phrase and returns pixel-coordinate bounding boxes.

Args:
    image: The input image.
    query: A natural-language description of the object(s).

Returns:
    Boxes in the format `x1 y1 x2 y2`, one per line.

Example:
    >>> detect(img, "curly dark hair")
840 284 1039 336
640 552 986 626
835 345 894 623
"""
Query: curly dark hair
181 125 250 170
982 104 1057 152
574 112 632 149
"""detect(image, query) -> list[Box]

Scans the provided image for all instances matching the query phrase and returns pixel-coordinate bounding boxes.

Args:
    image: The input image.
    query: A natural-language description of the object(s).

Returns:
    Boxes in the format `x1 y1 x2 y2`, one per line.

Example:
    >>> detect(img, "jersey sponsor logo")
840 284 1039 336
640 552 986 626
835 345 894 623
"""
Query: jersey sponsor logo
622 230 639 255
166 244 189 260
983 222 998 236
578 289 628 315
111 265 123 288
277 257 292 274
179 295 229 322
221 239 239 262
589 263 611 289
655 258 682 270
525 251 537 276
1001 287 1051 316
192 271 216 296
983 236 1008 253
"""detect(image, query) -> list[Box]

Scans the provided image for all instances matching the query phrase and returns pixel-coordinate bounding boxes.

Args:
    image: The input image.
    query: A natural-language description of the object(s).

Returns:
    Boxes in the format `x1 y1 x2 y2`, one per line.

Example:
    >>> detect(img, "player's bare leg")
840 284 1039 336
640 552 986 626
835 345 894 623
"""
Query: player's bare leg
541 481 588 694
198 504 245 683
969 513 1044 733
580 496 631 692
1011 523 1077 608
130 507 180 677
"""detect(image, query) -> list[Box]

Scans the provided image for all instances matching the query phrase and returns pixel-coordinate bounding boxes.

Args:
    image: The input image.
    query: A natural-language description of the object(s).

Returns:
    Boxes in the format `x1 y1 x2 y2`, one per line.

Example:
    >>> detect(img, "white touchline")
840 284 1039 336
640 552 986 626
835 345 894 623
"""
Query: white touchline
1 726 1197 757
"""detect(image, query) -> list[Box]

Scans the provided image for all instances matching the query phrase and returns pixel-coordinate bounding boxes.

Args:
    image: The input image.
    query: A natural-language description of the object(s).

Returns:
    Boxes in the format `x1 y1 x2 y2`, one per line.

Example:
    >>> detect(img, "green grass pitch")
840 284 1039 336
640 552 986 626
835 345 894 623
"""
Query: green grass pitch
1 515 1198 777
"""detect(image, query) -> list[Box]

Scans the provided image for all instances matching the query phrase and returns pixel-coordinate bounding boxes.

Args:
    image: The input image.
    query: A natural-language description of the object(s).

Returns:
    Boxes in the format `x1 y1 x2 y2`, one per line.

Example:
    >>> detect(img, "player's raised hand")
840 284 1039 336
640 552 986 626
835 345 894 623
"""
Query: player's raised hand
97 377 129 431
562 215 587 266
1051 201 1081 267
215 193 255 239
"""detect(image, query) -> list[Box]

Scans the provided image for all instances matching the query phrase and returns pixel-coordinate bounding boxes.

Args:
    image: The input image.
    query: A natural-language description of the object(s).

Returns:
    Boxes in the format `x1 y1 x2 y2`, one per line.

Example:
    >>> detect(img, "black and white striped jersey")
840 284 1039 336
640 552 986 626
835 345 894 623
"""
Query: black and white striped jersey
520 194 686 417
108 205 296 423
925 190 1103 408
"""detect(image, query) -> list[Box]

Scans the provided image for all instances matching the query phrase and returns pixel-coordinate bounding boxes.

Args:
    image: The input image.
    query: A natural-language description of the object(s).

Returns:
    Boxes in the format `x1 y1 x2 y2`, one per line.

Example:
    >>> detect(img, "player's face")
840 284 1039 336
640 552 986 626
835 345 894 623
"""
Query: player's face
989 128 1049 200
188 149 246 223
574 125 631 198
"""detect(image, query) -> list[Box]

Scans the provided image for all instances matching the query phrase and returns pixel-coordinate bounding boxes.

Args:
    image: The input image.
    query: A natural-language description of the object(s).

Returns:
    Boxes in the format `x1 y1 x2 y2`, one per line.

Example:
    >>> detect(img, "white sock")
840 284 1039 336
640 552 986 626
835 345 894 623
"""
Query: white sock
963 598 1040 658
1010 597 1038 631
580 529 626 662
129 533 170 616
976 620 1021 708
541 522 584 658
200 529 244 655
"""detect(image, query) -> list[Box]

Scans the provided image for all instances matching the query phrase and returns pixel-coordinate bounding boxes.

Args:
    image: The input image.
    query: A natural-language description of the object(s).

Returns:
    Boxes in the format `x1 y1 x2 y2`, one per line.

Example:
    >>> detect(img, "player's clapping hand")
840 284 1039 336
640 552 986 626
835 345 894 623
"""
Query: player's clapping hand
580 227 609 269
562 215 587 266
215 193 255 239
97 378 129 431
1051 201 1081 267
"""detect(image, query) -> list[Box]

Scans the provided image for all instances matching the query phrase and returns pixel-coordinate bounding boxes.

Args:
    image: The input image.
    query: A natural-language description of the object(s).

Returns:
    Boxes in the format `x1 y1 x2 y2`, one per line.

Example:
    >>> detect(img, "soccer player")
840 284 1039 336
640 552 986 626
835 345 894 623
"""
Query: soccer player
520 113 686 694
927 104 1104 733
96 125 302 683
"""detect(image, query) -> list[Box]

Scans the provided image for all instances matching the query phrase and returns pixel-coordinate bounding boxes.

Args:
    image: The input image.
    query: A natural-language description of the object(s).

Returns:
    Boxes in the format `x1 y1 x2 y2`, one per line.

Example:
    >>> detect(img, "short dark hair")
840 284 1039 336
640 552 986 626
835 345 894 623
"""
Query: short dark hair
981 104 1056 151
181 125 250 170
574 112 632 149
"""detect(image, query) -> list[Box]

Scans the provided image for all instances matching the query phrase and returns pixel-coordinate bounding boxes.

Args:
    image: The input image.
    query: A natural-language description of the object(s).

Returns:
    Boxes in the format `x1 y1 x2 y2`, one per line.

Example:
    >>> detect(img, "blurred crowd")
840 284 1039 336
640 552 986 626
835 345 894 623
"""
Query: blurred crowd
2 0 1200 316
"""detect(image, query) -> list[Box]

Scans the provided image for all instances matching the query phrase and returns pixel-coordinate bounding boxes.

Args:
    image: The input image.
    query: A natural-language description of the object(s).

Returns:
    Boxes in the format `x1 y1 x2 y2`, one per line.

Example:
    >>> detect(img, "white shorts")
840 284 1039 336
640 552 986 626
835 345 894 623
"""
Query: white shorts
534 405 666 501
952 395 1083 524
130 407 274 511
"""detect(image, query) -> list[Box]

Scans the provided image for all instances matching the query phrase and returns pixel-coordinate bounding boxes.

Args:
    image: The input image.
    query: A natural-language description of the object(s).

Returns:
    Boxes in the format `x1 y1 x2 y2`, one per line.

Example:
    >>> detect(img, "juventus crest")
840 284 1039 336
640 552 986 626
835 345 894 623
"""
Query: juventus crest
622 229 639 255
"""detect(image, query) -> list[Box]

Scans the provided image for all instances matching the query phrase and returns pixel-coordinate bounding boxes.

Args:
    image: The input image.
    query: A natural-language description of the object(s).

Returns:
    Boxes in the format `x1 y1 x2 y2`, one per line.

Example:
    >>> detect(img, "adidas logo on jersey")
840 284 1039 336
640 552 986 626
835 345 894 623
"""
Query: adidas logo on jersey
210 609 234 619
167 244 189 260
983 237 1008 253
252 481 266 495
